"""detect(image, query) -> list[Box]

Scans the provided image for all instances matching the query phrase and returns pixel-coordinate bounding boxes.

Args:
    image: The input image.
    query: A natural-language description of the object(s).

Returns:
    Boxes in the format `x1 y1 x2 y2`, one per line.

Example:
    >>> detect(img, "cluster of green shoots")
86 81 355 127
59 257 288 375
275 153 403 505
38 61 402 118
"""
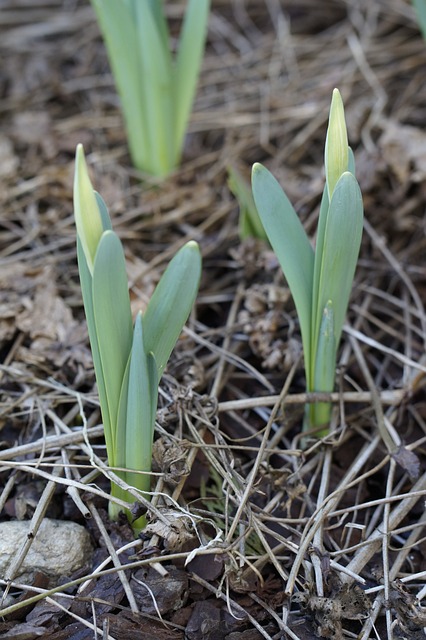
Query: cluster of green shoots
90 0 210 178
73 145 201 531
74 9 363 528
252 89 363 433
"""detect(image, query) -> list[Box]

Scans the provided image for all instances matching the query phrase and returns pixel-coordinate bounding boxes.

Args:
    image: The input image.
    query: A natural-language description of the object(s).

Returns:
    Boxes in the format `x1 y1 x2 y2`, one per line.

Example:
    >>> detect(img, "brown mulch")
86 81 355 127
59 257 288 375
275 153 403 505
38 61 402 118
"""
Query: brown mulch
1 1 426 639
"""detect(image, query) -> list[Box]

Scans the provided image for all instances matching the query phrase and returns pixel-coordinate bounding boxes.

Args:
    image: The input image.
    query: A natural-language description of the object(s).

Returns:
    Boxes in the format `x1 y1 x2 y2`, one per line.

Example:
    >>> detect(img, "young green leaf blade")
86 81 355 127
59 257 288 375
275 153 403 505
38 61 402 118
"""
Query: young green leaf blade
325 88 348 200
228 166 268 242
109 386 129 519
313 301 336 390
310 184 330 388
146 0 169 48
74 145 105 274
143 241 201 377
77 237 115 461
174 0 210 164
252 163 314 369
311 146 354 389
135 1 174 176
95 192 113 232
92 230 133 463
308 300 336 430
90 0 146 171
74 146 114 463
125 312 158 495
107 350 133 523
313 172 363 361
115 351 131 474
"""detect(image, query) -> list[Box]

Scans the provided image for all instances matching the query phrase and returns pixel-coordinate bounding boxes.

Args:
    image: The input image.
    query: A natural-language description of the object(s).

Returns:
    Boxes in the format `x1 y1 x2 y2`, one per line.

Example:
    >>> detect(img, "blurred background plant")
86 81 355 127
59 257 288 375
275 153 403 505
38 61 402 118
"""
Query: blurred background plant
90 0 210 177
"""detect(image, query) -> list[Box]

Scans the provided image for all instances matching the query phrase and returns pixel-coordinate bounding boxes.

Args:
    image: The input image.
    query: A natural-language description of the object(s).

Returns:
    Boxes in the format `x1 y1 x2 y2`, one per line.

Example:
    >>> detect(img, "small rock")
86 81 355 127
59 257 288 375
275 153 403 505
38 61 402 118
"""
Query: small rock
131 566 188 615
0 519 93 584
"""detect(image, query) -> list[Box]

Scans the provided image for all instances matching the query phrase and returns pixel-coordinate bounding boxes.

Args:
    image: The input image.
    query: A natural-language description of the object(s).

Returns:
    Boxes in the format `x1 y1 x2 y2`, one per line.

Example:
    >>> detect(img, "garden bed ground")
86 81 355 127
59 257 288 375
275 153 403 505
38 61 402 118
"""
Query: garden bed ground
0 1 426 639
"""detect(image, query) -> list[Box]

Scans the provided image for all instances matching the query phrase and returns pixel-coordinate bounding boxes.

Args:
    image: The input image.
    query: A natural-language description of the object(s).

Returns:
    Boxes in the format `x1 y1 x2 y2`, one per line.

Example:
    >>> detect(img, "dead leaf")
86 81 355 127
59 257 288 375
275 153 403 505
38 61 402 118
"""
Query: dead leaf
0 264 91 371
392 446 421 480
379 120 426 184
0 135 19 178
144 509 198 552
294 576 371 639
152 438 190 486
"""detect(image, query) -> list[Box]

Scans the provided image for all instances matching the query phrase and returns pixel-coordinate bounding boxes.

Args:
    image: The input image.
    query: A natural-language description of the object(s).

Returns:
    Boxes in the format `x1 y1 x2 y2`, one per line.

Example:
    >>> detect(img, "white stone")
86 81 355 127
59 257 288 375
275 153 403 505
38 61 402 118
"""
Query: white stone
0 518 92 583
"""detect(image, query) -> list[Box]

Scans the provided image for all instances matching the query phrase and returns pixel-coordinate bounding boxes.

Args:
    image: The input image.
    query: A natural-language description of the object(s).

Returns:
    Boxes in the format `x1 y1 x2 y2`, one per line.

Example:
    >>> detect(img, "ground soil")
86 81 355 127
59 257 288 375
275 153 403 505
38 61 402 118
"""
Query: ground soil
1 1 426 639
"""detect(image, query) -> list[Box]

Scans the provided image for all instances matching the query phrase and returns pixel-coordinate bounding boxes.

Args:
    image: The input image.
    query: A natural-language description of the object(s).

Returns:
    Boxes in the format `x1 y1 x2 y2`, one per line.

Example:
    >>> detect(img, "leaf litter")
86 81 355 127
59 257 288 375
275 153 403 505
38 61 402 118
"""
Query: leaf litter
0 1 426 639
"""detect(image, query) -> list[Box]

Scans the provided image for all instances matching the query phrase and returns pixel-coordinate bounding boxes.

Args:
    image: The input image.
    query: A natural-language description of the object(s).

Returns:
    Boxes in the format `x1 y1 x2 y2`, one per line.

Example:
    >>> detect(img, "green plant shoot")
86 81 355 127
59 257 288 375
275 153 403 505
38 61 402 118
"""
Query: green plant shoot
252 89 363 434
227 165 268 242
73 144 201 530
90 0 210 178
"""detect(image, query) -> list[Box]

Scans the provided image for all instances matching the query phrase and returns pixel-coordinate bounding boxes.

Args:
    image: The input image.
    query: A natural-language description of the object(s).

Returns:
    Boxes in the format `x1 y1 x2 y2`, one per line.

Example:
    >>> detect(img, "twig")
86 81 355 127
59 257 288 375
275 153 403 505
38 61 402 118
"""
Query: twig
217 388 406 412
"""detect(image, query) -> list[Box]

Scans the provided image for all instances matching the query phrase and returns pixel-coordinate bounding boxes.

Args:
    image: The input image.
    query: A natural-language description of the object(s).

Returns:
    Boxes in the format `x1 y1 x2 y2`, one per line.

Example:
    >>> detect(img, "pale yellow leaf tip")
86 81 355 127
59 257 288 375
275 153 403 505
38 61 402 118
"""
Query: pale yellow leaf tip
73 144 104 275
325 88 348 199
252 162 262 174
186 240 200 251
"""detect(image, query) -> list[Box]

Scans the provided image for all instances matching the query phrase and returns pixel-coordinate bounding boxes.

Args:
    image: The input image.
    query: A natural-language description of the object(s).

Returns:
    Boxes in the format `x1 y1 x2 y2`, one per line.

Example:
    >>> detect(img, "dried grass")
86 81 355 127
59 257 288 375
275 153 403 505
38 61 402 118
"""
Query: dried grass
1 0 426 638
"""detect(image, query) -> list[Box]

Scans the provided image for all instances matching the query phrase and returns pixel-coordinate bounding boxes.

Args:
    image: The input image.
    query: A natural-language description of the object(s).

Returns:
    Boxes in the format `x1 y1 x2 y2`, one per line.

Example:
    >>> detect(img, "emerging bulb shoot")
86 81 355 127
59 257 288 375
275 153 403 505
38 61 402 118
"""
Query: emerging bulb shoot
73 144 104 275
325 88 348 200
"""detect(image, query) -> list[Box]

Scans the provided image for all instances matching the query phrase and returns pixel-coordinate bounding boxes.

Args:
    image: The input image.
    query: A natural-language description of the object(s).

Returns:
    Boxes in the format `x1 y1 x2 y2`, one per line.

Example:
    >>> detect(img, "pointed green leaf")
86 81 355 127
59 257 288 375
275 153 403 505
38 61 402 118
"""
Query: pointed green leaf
313 172 363 363
107 349 131 522
90 0 208 177
311 184 330 387
74 145 105 274
95 192 113 232
228 166 268 242
77 237 115 463
74 147 116 462
313 301 336 393
143 241 201 377
135 1 174 176
146 0 169 46
90 0 147 170
325 88 348 199
115 351 131 473
174 0 210 163
308 300 336 429
125 312 158 494
252 163 314 370
92 230 133 463
312 145 355 389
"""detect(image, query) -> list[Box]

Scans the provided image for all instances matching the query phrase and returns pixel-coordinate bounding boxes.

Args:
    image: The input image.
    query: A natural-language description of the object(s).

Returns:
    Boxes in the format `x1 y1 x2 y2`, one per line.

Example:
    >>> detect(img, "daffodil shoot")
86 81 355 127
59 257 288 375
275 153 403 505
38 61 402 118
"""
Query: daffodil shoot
252 89 363 434
90 0 210 177
73 144 201 530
